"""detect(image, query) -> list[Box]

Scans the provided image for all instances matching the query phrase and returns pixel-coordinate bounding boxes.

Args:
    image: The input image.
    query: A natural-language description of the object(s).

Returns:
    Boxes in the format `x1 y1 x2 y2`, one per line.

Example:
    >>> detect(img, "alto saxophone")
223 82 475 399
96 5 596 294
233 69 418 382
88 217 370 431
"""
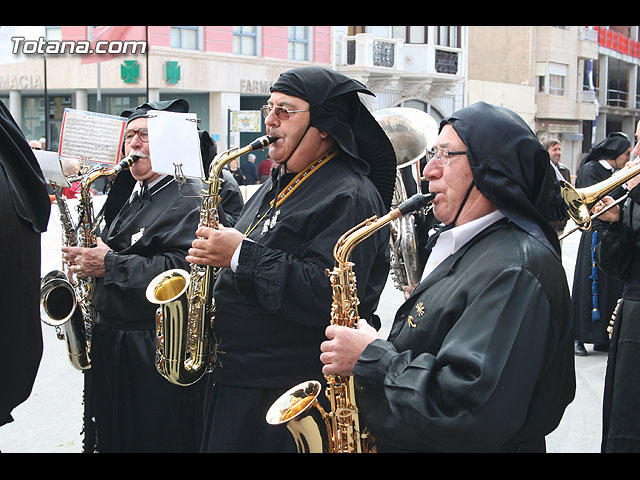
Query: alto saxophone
40 155 139 370
266 193 435 453
146 135 276 386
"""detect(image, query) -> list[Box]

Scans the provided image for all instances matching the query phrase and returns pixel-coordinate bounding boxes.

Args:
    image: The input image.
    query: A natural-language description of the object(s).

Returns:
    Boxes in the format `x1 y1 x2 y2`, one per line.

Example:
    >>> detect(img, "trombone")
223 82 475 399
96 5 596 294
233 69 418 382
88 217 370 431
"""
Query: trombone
558 162 640 240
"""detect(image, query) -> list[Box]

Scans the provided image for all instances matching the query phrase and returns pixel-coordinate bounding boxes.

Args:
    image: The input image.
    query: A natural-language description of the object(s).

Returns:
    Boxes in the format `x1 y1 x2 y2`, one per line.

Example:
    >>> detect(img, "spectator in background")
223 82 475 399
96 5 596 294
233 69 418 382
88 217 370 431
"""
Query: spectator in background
241 153 259 184
258 154 275 183
545 139 571 239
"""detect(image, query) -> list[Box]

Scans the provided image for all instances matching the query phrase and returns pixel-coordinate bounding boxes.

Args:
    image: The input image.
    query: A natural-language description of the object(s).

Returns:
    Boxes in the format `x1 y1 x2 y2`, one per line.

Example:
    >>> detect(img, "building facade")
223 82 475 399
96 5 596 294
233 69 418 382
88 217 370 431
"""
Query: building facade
467 25 640 177
0 25 466 167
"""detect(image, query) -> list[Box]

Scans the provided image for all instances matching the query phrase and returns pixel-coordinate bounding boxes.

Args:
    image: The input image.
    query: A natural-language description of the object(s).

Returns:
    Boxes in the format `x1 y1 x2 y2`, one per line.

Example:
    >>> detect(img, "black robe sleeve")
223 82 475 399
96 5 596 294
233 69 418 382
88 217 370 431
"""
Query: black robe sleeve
233 188 389 328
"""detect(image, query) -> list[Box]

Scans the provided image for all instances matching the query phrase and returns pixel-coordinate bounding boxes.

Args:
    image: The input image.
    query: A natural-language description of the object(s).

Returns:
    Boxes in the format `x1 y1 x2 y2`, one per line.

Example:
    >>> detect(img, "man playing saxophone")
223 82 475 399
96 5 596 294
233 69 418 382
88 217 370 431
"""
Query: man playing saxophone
187 66 396 452
320 102 576 452
61 99 208 453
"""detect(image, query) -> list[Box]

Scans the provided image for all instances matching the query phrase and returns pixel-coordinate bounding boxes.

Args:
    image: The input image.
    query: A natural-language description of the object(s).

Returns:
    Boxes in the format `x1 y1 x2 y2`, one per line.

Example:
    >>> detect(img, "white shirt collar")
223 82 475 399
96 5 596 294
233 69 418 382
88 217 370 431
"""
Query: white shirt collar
599 159 614 172
129 174 167 202
421 209 505 281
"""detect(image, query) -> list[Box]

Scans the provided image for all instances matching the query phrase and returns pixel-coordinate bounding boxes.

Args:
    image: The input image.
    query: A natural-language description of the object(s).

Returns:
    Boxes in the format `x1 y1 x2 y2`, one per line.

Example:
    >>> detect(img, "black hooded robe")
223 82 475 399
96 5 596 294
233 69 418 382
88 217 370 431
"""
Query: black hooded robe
353 102 575 452
571 160 626 346
199 67 396 453
597 186 640 452
85 100 207 453
0 100 50 429
88 175 203 453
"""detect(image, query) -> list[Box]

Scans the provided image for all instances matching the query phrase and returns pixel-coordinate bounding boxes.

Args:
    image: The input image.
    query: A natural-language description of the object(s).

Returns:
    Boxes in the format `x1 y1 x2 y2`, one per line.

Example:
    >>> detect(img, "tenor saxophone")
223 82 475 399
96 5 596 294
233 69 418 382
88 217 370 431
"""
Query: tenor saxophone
40 155 139 370
146 135 276 386
266 192 435 453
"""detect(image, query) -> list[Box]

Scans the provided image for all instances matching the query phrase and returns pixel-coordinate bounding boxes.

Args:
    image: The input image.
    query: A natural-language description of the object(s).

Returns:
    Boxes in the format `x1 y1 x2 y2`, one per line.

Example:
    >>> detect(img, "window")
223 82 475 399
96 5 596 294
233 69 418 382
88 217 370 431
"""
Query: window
549 73 566 96
437 26 460 48
348 26 366 36
45 26 61 41
536 62 567 96
233 26 257 56
392 26 427 44
548 62 567 96
288 26 309 60
171 26 198 49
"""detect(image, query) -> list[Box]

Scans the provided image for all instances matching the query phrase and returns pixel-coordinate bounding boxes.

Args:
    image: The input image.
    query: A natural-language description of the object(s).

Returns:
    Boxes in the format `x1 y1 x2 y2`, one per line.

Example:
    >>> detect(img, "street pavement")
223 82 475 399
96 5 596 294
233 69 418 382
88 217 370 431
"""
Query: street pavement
0 198 607 453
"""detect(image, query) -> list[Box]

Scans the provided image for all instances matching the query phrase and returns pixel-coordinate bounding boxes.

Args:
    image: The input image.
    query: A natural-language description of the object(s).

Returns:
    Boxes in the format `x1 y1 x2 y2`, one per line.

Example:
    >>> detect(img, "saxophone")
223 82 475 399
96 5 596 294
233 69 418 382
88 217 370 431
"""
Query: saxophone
266 192 435 453
146 135 276 386
40 155 139 370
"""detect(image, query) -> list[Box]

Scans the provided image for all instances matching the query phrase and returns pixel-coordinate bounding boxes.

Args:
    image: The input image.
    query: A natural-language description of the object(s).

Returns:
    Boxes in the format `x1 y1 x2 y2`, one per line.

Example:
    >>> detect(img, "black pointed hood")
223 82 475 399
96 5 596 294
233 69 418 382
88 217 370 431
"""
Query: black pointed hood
270 67 396 209
442 102 561 258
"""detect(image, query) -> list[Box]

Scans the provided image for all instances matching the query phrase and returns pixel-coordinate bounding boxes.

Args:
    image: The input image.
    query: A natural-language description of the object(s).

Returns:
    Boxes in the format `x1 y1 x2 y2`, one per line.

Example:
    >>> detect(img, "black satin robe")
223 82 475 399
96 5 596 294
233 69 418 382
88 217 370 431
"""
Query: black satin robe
571 160 625 345
0 101 50 427
86 176 203 453
201 152 390 452
354 220 575 452
597 186 640 452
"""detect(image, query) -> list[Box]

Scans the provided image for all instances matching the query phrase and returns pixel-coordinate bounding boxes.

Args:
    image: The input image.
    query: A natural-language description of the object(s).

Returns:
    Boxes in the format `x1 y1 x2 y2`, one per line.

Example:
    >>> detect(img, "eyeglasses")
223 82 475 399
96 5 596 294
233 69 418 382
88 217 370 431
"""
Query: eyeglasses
427 147 467 166
261 105 309 120
124 128 149 144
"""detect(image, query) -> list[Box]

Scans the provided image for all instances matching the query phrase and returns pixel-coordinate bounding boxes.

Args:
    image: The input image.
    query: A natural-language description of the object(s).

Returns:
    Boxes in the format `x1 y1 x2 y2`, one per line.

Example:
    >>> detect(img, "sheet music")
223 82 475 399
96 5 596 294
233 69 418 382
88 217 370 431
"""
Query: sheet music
58 109 127 165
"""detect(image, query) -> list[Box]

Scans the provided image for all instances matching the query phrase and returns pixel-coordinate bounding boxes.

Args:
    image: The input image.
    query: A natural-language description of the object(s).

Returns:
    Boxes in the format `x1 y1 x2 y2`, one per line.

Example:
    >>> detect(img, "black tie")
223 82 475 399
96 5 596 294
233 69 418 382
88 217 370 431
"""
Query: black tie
423 223 454 258
109 181 148 236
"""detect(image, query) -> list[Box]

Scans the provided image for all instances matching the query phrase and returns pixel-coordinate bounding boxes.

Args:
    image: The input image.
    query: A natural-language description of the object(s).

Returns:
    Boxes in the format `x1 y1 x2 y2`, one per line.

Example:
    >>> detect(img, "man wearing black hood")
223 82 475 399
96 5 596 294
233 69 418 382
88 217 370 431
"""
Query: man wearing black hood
321 102 576 452
571 132 631 356
62 99 205 452
187 66 395 452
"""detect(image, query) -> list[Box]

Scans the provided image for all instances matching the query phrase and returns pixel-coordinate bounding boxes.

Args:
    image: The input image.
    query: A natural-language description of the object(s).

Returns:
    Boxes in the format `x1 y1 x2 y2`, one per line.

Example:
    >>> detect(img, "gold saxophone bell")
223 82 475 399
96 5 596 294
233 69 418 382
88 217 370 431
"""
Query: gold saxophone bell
560 161 640 233
265 380 332 453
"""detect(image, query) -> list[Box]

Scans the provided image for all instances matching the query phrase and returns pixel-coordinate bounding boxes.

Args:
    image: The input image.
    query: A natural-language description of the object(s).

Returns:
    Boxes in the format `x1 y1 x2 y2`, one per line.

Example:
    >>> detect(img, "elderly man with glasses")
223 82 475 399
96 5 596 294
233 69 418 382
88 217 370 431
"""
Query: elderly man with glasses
321 102 576 453
61 99 207 453
187 66 396 452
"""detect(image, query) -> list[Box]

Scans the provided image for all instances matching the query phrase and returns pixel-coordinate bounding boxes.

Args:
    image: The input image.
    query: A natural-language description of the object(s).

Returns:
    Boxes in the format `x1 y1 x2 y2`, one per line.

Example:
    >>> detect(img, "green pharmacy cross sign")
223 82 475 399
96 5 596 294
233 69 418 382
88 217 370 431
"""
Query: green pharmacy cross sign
165 61 181 84
120 60 140 84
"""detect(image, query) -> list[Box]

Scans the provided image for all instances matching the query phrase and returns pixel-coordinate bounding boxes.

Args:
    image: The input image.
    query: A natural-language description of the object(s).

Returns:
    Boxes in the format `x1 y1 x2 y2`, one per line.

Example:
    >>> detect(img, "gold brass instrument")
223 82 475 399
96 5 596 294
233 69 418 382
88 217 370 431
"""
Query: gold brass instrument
373 107 438 291
266 193 435 453
559 161 640 239
40 154 139 370
146 135 276 386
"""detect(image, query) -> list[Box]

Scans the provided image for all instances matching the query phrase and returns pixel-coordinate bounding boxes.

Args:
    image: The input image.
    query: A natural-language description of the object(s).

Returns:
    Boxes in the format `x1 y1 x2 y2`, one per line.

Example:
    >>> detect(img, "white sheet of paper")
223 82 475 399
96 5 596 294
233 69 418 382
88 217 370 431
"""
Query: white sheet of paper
147 111 203 179
33 150 70 187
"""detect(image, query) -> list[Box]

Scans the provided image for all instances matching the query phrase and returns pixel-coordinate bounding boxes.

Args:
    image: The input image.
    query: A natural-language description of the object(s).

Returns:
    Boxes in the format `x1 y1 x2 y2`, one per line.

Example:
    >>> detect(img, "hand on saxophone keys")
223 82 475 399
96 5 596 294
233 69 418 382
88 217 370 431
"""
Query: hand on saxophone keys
187 225 245 269
62 238 110 278
320 319 379 376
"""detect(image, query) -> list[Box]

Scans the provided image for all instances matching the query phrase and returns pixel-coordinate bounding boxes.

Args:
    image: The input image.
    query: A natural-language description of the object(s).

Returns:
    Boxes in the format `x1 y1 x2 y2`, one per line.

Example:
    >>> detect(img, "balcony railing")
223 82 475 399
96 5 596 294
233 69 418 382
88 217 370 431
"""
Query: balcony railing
435 49 458 74
340 34 463 77
608 88 628 108
594 26 640 58
345 34 401 69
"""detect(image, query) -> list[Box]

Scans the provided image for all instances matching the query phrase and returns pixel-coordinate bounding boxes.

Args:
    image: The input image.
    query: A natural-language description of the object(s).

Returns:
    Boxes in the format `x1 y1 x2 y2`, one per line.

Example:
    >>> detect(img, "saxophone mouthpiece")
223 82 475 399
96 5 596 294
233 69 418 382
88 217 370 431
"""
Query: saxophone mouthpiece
117 152 145 170
397 193 435 216
249 135 278 151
